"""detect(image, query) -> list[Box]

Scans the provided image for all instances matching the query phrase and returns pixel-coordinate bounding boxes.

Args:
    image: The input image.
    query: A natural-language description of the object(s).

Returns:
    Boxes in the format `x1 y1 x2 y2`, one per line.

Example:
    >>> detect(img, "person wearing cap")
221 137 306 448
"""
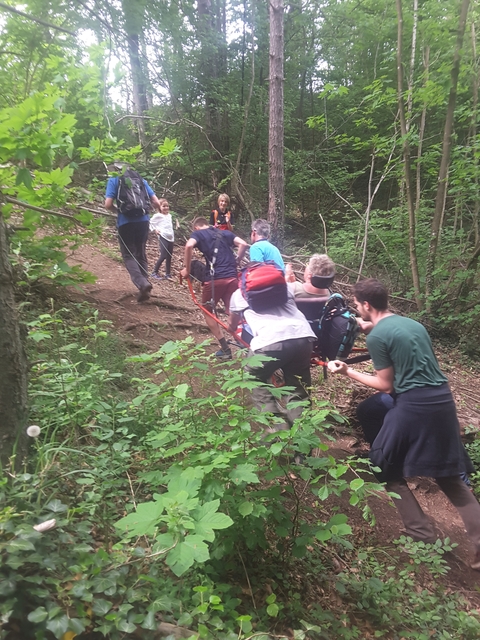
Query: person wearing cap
104 163 162 302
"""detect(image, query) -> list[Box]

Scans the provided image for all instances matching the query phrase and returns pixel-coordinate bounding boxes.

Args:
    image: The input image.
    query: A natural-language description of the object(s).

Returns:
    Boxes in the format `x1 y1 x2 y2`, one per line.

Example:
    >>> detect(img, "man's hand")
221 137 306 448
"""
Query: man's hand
328 360 348 375
180 267 188 279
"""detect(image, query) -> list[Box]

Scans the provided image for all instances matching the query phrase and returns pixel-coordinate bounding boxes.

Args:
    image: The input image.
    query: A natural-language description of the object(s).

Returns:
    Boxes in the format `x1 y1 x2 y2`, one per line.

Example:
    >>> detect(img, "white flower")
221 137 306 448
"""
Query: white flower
26 425 41 438
33 519 56 533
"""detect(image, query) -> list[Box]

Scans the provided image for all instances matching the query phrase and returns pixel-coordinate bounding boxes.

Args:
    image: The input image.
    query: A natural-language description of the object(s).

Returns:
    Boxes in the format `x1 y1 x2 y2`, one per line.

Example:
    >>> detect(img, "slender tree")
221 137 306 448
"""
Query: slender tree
425 0 471 310
0 210 27 467
268 0 285 246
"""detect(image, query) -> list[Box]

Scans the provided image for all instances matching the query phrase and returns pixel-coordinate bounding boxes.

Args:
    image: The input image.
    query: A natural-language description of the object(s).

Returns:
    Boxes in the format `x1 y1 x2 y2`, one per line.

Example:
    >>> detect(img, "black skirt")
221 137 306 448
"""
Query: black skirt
369 383 474 482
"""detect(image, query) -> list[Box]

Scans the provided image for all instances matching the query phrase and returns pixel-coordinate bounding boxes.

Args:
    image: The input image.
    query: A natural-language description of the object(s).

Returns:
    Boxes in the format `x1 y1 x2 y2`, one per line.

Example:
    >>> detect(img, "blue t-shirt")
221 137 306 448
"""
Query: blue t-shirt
249 239 285 271
191 227 237 281
105 176 154 227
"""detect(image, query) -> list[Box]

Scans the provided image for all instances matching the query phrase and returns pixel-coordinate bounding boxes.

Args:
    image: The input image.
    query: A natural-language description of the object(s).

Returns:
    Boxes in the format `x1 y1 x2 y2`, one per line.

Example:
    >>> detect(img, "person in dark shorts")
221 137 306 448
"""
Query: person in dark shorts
328 278 480 569
180 217 248 359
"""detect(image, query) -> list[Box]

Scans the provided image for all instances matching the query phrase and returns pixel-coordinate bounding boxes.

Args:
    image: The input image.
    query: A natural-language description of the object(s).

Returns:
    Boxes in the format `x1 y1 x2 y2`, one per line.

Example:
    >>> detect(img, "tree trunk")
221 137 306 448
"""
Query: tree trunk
0 211 28 468
121 0 148 148
268 0 285 248
396 0 422 309
425 0 471 310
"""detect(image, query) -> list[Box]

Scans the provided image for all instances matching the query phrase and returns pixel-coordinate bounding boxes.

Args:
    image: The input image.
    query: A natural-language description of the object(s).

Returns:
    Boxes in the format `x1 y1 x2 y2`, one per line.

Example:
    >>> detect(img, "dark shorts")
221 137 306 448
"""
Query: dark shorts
201 277 238 312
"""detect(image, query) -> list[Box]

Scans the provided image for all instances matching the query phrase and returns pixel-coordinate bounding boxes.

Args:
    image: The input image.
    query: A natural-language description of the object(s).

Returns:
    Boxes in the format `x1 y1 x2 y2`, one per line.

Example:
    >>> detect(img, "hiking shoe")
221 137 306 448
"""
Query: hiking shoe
137 283 152 302
150 272 162 281
215 349 232 360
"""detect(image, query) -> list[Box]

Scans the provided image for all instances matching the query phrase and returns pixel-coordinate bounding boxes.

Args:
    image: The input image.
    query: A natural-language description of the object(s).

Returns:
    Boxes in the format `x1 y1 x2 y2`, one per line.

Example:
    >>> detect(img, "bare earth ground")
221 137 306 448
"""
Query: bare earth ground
66 227 480 603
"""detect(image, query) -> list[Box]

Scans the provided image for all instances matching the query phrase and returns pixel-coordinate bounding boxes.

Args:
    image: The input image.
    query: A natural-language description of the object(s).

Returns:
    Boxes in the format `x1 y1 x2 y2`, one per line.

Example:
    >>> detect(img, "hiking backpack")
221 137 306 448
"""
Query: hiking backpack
116 169 151 218
240 261 288 313
316 293 360 361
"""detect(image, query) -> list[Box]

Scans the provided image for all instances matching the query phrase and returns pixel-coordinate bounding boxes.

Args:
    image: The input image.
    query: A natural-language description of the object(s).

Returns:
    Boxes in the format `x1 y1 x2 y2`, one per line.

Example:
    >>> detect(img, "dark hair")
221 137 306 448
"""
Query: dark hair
353 279 388 311
192 216 209 229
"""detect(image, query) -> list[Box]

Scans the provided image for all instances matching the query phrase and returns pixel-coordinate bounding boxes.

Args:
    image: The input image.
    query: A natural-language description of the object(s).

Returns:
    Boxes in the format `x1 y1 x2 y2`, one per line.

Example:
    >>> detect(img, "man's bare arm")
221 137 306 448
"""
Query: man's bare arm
329 361 394 394
180 238 197 279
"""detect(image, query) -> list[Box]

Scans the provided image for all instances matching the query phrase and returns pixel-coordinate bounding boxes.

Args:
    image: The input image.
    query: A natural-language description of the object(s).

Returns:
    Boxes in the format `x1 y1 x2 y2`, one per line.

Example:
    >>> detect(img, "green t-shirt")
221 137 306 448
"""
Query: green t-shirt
366 315 447 394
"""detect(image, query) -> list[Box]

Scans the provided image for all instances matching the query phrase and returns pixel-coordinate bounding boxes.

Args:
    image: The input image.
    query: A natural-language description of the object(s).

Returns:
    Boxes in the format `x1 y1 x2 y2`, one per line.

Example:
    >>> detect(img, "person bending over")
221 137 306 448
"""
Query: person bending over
328 278 480 569
180 217 248 359
227 285 316 436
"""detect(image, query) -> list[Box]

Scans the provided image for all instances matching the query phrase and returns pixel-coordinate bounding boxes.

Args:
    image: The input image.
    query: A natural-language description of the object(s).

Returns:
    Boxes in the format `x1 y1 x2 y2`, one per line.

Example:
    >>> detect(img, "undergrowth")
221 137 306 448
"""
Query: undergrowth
1 303 480 639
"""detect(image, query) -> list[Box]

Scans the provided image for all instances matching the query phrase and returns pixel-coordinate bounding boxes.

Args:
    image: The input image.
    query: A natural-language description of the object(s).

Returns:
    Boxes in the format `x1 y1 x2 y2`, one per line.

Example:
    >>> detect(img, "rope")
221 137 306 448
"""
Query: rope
181 274 250 348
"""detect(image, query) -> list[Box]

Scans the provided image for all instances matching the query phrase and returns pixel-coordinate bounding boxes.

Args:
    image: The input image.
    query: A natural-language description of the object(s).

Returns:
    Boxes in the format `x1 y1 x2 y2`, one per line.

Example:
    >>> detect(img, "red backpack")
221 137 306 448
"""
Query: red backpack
240 261 288 312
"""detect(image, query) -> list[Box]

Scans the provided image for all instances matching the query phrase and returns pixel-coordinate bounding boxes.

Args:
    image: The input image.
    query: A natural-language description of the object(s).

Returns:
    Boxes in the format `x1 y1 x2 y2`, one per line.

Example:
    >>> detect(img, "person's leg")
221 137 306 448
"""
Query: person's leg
435 476 480 555
357 393 394 445
152 236 165 274
386 478 436 542
201 280 230 356
118 222 150 291
164 240 174 276
246 344 287 425
281 338 313 426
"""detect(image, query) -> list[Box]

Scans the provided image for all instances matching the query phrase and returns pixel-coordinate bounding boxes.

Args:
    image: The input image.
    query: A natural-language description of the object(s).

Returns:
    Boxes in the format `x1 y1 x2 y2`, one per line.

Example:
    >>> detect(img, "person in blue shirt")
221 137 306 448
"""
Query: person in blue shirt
249 219 285 271
105 164 162 302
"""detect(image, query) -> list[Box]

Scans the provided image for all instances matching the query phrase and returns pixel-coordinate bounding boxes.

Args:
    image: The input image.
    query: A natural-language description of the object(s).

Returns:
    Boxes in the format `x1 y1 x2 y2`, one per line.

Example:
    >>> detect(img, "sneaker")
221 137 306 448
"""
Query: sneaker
164 274 173 280
137 283 152 302
215 349 232 360
471 550 480 571
150 272 162 281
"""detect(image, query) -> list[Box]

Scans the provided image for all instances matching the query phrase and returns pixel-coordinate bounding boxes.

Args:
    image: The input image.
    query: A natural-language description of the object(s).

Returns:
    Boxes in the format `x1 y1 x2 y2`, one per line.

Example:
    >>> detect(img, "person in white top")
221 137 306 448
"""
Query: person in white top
227 288 316 433
150 199 175 280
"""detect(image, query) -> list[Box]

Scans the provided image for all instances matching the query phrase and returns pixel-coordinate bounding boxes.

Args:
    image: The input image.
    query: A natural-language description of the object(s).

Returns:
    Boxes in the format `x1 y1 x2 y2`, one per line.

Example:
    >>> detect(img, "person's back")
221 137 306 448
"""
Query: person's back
249 219 285 271
367 315 447 394
191 226 237 281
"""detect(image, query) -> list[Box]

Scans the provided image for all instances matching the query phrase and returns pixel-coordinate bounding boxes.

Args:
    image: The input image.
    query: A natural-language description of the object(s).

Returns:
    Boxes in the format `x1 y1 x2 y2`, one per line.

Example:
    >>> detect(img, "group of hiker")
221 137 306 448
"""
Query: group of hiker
104 165 480 571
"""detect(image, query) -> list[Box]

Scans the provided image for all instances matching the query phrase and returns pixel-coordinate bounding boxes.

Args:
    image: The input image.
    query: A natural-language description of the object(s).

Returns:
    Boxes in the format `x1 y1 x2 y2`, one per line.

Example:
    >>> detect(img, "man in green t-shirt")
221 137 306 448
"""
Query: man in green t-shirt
329 278 480 570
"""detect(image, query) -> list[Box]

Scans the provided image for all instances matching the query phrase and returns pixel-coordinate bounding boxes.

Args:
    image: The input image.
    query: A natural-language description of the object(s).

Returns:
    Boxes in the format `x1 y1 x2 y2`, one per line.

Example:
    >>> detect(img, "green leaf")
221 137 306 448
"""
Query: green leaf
46 615 69 638
117 620 137 633
27 607 48 623
350 478 365 491
141 611 156 630
166 541 195 576
115 499 164 537
16 167 32 189
173 383 189 399
92 599 111 616
45 499 68 513
194 500 233 540
267 603 279 617
238 501 254 517
317 485 330 501
7 538 35 552
229 464 260 485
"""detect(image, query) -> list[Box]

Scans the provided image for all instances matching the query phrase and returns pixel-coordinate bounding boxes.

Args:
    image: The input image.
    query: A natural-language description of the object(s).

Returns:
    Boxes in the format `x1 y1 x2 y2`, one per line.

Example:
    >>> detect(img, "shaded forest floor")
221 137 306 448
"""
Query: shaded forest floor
65 225 480 620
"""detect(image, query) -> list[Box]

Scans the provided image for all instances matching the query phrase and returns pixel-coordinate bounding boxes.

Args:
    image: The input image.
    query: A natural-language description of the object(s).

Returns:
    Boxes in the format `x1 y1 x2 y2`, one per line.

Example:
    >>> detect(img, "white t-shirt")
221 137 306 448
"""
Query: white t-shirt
229 289 315 352
150 213 174 242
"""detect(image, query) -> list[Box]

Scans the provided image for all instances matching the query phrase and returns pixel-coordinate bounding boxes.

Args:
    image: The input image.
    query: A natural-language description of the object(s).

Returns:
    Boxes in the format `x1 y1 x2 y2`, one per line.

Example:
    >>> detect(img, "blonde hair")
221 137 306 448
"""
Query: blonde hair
308 254 335 277
217 193 230 207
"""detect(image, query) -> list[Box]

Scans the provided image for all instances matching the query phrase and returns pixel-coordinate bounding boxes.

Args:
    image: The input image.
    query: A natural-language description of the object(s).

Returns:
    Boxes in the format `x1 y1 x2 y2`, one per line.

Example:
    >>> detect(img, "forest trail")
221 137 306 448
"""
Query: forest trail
66 227 480 598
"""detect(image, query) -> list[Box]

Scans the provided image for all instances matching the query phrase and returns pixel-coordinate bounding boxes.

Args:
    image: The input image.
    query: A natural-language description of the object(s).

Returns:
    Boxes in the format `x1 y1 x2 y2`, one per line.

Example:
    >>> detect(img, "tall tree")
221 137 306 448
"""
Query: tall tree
425 0 471 309
268 0 284 245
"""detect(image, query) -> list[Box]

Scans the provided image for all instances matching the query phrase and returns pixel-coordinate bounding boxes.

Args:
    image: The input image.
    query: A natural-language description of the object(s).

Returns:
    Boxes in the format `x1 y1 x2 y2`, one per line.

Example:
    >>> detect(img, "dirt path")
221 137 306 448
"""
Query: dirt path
66 229 480 596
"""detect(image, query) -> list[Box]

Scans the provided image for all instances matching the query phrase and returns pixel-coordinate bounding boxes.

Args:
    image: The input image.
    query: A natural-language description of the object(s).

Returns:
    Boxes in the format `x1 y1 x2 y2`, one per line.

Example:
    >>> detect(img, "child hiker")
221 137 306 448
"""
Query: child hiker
150 198 175 281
